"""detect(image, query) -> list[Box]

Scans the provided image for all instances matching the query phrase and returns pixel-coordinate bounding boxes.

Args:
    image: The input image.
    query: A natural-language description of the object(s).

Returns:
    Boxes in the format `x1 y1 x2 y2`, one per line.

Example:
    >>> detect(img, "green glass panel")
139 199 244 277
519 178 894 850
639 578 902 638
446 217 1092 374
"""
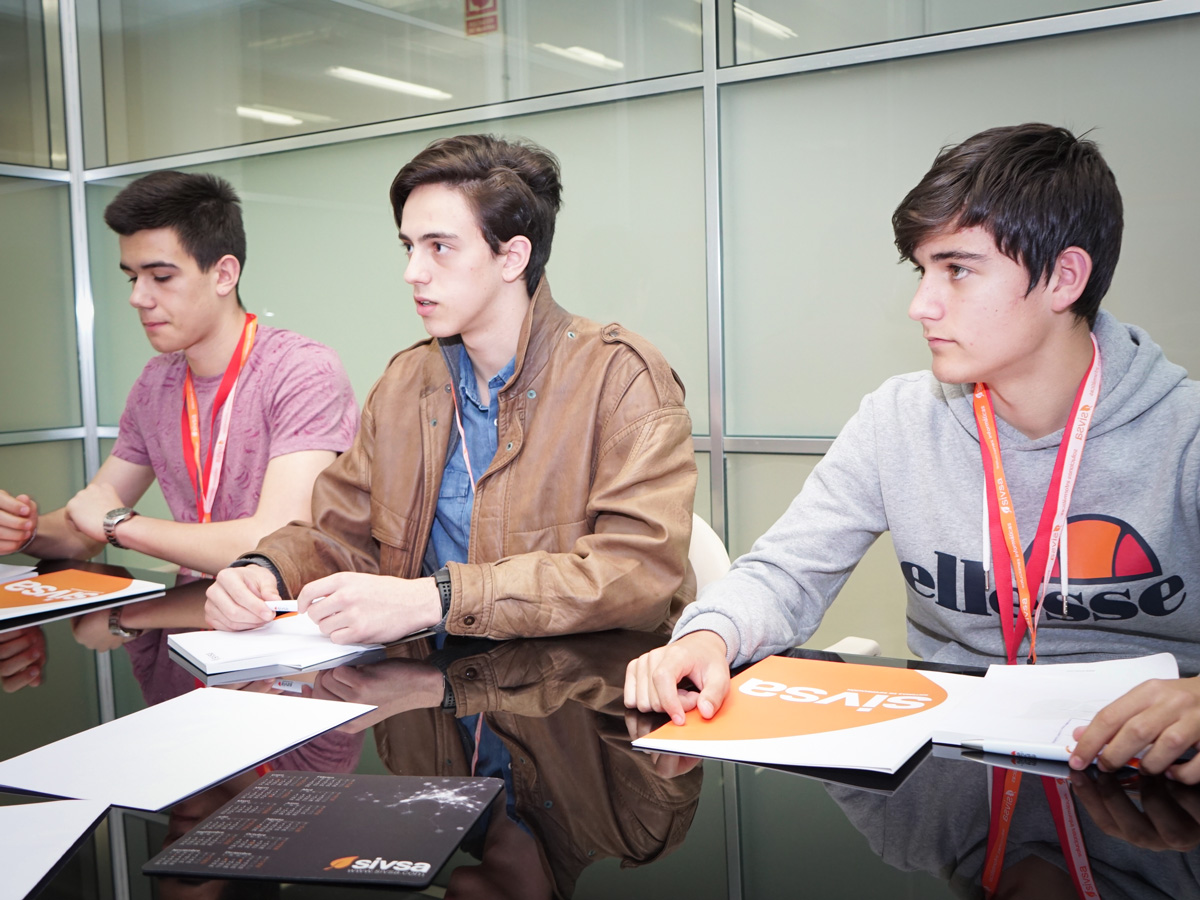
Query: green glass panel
722 15 1200 437
92 0 701 164
0 179 79 432
0 441 87 566
91 91 709 433
0 1 65 167
726 0 1148 65
725 453 911 658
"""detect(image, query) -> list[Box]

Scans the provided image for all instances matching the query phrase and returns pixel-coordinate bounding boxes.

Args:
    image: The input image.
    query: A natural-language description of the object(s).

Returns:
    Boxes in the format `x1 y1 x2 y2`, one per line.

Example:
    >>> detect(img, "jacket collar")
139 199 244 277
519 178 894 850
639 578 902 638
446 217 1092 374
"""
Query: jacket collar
436 274 570 396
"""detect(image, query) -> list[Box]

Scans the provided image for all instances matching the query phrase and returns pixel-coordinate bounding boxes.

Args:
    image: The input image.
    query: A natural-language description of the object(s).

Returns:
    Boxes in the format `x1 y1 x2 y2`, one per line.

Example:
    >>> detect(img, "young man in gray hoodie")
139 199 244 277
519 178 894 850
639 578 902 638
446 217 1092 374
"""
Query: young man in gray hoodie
626 123 1200 783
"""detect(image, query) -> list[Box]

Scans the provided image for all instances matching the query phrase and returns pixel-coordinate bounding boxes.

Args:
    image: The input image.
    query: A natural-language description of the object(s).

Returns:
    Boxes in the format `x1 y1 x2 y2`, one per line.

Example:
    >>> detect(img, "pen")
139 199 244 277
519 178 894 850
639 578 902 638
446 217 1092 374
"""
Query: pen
266 596 326 613
960 740 1075 762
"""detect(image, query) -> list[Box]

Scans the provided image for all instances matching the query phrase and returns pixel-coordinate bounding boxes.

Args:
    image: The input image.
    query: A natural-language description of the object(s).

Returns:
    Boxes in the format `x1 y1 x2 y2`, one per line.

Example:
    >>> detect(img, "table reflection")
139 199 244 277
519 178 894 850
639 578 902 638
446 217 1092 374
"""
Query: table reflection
826 752 1200 899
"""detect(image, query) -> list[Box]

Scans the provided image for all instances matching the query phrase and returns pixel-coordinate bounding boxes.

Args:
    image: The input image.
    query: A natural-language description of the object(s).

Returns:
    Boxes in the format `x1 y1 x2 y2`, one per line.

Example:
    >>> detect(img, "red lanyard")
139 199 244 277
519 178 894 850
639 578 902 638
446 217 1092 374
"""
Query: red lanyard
977 335 1102 897
973 334 1101 665
180 314 258 524
982 768 1100 899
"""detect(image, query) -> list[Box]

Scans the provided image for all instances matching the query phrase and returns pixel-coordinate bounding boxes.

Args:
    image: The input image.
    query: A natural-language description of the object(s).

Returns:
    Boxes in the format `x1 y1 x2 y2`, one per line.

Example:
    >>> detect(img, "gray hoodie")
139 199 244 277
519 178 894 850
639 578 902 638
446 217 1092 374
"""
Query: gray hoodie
678 312 1200 671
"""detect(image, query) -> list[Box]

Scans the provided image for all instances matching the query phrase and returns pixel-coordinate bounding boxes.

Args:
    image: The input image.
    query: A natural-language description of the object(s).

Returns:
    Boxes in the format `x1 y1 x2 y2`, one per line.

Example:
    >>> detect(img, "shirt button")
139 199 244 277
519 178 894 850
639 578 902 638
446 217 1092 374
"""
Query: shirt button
493 418 497 426
463 615 476 626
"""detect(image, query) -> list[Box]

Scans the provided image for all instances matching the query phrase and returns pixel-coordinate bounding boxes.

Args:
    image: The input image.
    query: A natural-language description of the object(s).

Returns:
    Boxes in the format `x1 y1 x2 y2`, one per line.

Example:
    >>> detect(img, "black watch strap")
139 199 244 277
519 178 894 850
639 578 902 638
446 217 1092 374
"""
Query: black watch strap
434 567 453 620
230 556 288 598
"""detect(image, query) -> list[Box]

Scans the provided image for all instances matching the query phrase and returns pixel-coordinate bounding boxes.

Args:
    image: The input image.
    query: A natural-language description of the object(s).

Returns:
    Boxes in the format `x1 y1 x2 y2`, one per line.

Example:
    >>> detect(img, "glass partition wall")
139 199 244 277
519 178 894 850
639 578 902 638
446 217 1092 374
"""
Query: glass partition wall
4 3 1200 895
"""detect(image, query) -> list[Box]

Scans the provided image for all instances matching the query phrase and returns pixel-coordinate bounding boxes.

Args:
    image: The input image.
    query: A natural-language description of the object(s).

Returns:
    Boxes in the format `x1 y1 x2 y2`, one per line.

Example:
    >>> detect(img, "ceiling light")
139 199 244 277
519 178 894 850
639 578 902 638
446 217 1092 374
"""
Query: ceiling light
534 43 624 70
327 66 452 100
236 106 303 126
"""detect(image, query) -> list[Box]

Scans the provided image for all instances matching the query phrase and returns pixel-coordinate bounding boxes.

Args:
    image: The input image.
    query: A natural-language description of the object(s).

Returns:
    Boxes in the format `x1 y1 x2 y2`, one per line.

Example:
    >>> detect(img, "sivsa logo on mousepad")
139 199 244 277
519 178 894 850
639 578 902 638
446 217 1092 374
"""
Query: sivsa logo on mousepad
144 772 503 887
660 655 950 742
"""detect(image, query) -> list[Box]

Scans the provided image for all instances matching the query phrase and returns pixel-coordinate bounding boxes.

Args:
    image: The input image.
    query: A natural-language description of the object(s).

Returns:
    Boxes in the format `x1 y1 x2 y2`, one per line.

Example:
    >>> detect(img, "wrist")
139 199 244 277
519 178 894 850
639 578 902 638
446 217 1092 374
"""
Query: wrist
103 507 139 549
15 524 37 555
433 567 452 621
422 576 444 629
108 606 143 640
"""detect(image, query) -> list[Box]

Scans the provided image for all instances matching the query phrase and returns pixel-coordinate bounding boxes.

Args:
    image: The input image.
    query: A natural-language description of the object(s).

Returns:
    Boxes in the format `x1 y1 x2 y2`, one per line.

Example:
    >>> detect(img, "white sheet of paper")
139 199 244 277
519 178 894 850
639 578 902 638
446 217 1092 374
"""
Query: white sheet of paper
0 799 109 900
0 564 36 585
167 613 383 674
0 688 375 811
932 652 1179 747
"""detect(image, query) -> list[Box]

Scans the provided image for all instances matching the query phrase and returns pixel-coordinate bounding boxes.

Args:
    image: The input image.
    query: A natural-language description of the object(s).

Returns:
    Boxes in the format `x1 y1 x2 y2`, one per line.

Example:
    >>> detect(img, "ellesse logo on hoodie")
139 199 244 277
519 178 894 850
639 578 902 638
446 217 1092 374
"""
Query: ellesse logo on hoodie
904 515 1185 621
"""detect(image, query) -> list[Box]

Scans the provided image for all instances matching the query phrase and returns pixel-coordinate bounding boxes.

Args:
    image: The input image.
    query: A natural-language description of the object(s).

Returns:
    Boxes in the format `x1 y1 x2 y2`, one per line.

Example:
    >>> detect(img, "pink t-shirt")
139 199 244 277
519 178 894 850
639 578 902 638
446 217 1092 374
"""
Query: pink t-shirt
112 325 359 522
112 326 365 772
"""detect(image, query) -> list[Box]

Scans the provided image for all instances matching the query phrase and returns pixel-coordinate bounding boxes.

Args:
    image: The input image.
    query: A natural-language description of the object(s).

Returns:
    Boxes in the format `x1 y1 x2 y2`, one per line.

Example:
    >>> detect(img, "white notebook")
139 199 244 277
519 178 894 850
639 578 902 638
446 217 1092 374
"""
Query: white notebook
168 613 384 675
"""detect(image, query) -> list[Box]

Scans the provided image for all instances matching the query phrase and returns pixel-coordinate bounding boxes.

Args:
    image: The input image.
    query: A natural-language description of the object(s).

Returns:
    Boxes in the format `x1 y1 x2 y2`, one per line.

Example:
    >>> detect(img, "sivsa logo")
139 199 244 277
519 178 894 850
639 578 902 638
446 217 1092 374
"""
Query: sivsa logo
738 678 935 713
325 855 431 875
3 579 101 603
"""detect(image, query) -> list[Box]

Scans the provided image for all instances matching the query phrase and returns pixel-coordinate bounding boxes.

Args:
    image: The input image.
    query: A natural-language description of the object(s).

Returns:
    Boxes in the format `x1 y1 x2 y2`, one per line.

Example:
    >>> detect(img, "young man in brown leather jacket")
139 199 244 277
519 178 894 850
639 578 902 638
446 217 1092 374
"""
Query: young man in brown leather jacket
205 134 697 643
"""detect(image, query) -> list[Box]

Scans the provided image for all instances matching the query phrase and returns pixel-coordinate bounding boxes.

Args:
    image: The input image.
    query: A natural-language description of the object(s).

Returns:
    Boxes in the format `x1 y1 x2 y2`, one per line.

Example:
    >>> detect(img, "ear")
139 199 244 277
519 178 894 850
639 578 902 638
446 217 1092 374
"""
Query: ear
1048 246 1092 313
498 236 532 285
213 254 241 299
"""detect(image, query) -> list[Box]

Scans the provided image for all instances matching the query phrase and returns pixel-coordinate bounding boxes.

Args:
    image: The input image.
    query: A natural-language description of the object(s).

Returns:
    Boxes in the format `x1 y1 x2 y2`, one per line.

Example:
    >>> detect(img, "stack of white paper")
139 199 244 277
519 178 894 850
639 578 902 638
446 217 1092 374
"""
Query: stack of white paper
168 613 383 674
931 652 1180 757
0 799 109 900
0 563 36 585
0 688 375 811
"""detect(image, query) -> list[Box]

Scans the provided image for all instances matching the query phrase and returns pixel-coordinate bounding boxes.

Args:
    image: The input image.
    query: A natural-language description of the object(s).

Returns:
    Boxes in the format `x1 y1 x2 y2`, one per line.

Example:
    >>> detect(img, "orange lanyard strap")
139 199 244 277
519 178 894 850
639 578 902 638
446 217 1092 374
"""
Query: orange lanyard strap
973 335 1101 664
180 314 258 524
982 766 1022 893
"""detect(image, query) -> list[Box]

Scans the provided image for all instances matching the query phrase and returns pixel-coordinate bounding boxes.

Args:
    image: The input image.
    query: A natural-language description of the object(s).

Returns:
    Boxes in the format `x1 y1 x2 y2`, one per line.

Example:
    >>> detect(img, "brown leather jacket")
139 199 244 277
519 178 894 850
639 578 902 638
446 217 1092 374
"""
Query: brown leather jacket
255 278 697 637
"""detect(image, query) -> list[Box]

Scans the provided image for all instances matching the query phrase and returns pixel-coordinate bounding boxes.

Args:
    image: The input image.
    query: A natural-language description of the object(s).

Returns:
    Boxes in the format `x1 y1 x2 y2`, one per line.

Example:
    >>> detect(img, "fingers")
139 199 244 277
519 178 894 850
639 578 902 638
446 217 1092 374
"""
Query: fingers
0 492 36 552
0 628 46 691
1071 769 1200 851
205 566 278 631
1071 679 1200 781
297 572 347 610
695 661 731 720
624 631 731 726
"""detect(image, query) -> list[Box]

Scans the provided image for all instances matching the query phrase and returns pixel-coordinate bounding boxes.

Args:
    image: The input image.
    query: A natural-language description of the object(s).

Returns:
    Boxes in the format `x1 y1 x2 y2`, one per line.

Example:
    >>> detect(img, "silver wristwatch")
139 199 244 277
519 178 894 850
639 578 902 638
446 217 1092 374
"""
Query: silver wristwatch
103 507 138 548
108 608 142 639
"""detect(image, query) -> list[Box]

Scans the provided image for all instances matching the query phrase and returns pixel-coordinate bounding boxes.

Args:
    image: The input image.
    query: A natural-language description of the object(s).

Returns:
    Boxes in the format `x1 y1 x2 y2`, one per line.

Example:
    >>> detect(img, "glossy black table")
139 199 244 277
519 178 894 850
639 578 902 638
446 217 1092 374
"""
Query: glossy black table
4 565 1198 900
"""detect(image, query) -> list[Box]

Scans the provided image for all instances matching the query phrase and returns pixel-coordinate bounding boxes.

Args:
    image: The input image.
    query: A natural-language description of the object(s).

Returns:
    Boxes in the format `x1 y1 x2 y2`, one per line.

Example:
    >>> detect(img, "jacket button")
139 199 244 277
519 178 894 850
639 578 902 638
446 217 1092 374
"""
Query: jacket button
464 667 478 680
543 800 553 809
444 384 451 392
463 615 476 626
505 442 513 451
567 331 576 339
526 389 536 399
430 418 437 427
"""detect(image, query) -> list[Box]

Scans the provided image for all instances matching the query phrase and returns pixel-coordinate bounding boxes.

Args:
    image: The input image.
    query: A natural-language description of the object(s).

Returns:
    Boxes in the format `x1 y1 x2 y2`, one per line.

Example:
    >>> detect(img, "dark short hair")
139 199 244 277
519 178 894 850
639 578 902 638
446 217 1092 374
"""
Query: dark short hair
103 171 247 275
390 134 563 296
892 123 1123 326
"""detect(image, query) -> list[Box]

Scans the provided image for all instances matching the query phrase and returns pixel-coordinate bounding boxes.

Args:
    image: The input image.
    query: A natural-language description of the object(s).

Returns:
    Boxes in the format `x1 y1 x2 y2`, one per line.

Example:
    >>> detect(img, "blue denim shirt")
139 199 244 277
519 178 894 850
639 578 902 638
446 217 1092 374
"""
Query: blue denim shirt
428 344 520 820
427 343 516 570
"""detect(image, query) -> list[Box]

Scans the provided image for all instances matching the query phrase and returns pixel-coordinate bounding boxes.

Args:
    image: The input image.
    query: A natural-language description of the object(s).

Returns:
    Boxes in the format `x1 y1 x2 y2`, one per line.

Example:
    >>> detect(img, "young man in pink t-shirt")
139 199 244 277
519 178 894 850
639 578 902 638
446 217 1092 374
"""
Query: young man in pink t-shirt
0 171 358 666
